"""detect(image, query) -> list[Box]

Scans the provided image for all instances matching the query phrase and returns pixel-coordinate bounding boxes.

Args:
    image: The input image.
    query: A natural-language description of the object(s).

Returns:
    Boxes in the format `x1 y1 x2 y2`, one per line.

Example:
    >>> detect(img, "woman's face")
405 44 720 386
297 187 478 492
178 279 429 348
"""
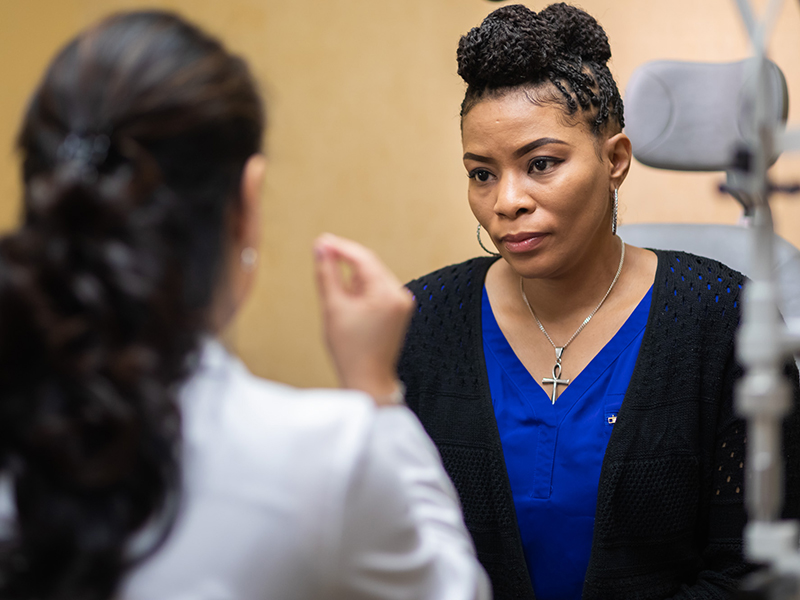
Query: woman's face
462 89 618 279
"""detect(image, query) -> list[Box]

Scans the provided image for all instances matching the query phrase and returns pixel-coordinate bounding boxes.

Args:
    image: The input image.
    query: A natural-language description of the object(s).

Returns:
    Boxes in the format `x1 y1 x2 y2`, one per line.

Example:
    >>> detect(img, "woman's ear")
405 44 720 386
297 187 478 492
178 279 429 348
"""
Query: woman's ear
237 154 267 251
211 153 266 333
604 133 632 193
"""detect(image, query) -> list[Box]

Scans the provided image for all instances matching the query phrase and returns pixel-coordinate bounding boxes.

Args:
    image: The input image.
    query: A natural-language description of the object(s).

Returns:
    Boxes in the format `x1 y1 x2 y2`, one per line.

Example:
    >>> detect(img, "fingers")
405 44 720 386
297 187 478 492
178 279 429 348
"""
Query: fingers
314 243 351 314
314 233 399 292
314 234 413 312
312 233 415 400
314 239 337 308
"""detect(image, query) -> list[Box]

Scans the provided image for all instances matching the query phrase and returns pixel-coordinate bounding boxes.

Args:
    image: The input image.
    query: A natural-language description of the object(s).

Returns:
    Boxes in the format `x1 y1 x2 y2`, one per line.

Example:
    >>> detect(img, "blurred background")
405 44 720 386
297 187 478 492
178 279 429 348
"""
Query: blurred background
2 0 799 387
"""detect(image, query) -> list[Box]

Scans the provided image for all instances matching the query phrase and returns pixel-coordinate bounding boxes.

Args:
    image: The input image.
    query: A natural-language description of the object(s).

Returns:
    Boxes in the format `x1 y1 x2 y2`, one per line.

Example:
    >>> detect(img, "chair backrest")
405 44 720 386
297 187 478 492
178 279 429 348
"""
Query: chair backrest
625 58 788 172
621 57 800 326
618 222 800 321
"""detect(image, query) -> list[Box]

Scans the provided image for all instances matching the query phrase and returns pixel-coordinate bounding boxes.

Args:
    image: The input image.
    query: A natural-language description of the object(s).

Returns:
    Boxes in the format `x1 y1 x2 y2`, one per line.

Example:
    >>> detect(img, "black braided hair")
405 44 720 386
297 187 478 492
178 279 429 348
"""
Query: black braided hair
457 3 624 135
0 11 263 600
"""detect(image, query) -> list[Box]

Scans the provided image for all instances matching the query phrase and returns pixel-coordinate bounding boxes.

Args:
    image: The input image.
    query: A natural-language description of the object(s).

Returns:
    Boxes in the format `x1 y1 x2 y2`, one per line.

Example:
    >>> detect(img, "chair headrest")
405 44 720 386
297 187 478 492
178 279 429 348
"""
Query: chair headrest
624 58 788 172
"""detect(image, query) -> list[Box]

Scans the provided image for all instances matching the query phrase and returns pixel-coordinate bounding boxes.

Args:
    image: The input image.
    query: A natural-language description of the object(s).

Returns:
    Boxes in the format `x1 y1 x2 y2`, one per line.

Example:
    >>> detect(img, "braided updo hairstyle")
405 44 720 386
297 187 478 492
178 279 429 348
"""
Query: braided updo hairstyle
0 11 263 600
457 3 624 136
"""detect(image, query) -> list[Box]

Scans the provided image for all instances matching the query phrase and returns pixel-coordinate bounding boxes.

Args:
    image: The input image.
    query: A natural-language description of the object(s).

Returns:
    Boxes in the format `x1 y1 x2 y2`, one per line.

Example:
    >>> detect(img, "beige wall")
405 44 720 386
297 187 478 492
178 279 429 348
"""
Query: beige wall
2 0 799 387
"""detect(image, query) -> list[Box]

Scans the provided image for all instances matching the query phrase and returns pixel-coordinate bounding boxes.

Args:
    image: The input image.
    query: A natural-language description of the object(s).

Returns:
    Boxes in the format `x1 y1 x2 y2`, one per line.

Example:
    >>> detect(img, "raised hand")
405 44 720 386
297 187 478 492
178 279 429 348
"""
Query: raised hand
313 233 414 404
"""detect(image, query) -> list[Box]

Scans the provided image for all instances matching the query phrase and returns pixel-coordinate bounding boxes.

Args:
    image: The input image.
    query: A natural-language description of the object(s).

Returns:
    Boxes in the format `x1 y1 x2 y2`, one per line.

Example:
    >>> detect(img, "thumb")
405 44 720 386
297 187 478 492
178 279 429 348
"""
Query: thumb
314 237 346 312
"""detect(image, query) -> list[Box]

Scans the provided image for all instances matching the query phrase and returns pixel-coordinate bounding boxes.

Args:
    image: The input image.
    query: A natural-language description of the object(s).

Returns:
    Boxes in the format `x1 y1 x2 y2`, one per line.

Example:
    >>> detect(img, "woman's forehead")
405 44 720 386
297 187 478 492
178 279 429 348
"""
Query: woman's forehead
461 92 592 151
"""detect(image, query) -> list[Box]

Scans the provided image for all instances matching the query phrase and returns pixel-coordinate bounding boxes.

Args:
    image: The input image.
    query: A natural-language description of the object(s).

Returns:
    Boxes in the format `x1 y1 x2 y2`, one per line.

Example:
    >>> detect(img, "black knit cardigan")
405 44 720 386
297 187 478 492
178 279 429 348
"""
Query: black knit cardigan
398 250 800 600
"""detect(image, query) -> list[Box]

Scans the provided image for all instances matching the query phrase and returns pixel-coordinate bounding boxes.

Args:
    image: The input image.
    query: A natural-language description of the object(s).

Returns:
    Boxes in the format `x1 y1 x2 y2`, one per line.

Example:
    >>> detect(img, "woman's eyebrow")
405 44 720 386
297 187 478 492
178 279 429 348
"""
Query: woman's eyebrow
513 137 568 158
463 152 493 162
463 137 568 162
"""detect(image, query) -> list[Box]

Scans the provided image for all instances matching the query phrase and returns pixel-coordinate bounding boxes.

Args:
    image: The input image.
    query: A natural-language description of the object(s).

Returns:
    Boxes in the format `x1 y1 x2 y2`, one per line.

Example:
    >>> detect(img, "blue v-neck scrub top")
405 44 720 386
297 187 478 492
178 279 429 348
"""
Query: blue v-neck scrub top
482 286 653 600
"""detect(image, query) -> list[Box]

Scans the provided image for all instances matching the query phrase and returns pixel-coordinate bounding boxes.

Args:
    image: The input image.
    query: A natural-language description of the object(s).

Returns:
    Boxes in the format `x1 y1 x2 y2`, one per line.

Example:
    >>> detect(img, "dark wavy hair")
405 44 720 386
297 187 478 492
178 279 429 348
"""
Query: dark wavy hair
0 11 263 599
457 3 624 135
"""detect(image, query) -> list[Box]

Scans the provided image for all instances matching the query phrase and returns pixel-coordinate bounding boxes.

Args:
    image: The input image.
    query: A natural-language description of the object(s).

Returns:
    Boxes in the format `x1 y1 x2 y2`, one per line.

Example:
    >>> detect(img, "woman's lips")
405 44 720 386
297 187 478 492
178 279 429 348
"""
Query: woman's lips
501 232 546 254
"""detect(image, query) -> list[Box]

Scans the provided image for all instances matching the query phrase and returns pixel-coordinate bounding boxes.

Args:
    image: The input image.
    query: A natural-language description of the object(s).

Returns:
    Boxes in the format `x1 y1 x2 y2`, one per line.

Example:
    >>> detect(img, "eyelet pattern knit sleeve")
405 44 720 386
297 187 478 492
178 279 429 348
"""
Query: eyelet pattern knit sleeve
399 257 534 599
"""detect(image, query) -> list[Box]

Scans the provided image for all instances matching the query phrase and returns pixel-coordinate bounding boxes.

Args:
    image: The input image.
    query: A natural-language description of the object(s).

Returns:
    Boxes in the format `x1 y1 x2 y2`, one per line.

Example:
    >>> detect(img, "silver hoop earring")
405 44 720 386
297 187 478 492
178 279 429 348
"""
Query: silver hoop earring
476 224 501 257
241 247 258 270
612 188 619 236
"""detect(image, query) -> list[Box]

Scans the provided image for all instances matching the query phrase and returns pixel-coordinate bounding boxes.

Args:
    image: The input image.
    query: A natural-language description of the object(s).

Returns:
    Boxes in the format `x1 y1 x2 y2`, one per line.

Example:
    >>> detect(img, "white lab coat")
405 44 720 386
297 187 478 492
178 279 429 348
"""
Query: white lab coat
120 339 491 599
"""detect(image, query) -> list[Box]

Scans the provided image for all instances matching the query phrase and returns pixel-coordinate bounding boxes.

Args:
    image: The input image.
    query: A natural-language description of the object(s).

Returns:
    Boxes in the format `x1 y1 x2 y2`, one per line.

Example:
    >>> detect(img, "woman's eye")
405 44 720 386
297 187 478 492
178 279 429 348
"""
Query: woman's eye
469 169 493 183
530 157 560 173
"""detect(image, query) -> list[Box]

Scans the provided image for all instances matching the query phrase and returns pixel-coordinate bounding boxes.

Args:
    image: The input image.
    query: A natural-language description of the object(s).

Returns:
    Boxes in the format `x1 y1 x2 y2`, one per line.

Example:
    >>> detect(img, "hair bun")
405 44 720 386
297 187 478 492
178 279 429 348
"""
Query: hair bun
456 3 623 131
457 4 554 90
540 2 611 64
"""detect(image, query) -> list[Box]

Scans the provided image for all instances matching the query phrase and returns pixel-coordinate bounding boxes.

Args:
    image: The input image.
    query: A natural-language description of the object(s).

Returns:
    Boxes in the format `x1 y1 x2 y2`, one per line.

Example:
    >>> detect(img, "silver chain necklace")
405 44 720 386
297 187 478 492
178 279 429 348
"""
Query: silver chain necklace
520 238 625 404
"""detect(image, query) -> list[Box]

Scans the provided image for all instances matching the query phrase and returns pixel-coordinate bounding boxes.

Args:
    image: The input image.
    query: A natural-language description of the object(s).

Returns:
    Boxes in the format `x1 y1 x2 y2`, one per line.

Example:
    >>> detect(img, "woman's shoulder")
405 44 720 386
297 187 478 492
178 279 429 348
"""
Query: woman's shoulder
228 376 375 453
650 248 746 292
399 259 492 395
181 340 379 484
405 256 498 295
645 249 744 341
404 257 497 325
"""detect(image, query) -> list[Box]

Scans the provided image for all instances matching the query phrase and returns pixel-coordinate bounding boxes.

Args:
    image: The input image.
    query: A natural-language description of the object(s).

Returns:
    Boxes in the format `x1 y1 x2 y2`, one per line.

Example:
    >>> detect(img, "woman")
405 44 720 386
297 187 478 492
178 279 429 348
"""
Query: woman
0 11 489 600
398 4 800 600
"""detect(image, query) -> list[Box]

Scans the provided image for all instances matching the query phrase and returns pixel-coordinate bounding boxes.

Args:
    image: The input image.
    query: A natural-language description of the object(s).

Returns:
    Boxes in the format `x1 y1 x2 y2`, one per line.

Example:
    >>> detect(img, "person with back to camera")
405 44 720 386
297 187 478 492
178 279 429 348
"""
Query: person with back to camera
0 11 491 600
397 3 800 599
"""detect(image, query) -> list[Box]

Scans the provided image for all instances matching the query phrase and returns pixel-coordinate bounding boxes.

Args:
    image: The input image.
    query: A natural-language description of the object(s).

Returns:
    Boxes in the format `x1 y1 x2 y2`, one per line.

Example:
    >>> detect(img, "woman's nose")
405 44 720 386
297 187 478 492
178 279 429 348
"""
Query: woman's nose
494 173 534 218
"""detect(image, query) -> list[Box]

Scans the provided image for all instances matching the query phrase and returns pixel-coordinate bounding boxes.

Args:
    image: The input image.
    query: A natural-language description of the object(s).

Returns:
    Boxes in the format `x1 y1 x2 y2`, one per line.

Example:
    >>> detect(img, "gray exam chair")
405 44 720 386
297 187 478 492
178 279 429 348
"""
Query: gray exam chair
621 58 800 321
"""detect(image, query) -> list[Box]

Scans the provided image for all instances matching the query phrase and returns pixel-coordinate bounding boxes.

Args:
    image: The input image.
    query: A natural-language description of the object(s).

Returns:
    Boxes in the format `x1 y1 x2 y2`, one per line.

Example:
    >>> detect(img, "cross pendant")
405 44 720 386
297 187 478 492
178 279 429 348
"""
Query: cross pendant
542 347 570 404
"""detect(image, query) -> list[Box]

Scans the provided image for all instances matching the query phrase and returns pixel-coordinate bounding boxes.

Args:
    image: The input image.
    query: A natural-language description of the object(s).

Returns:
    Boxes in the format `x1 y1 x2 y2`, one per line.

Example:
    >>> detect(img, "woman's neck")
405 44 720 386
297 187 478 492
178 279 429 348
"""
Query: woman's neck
513 234 625 326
